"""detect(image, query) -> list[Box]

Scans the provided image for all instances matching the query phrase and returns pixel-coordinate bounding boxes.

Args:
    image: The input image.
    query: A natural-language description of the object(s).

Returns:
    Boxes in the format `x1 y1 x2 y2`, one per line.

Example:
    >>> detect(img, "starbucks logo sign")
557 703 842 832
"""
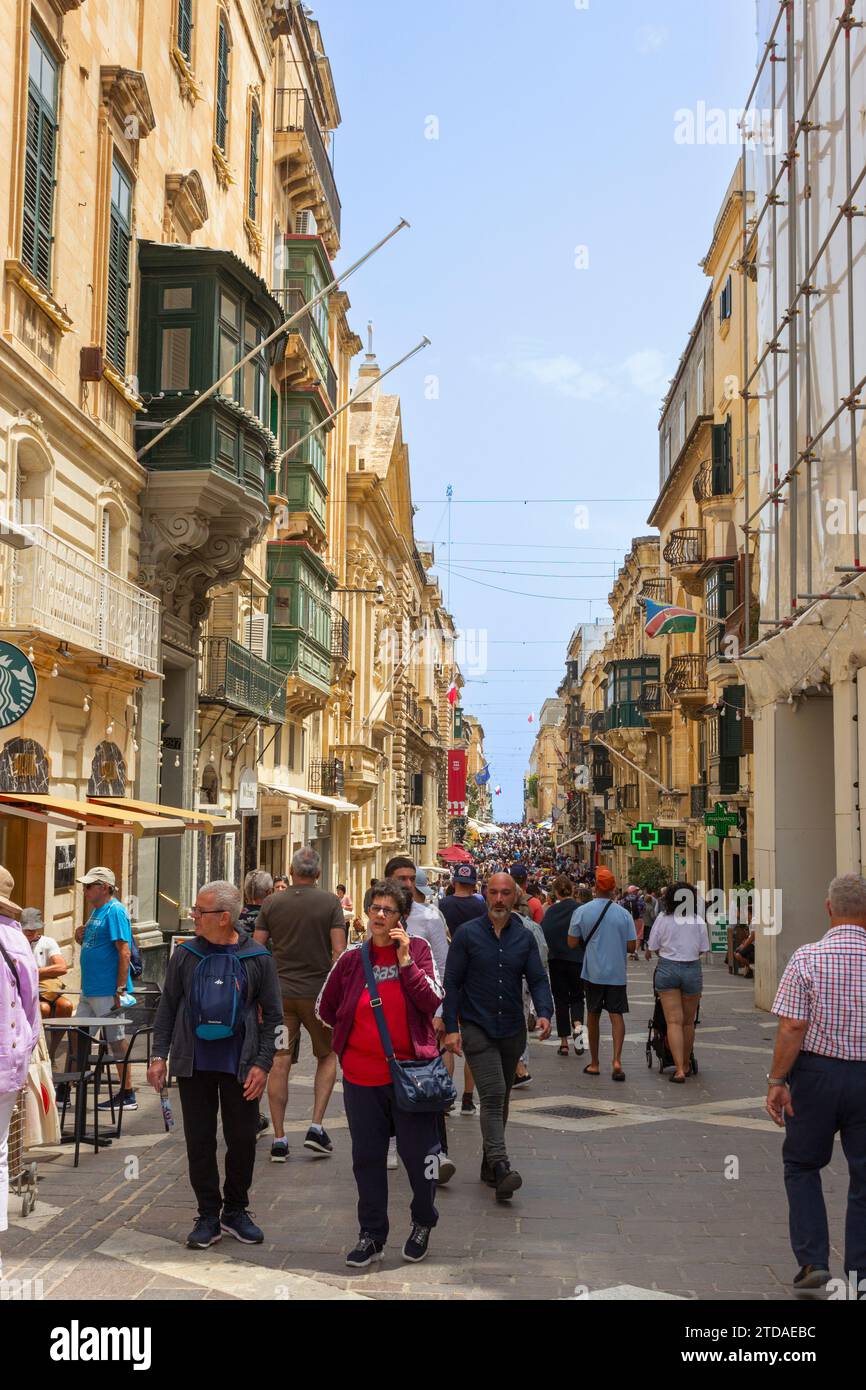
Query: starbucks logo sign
0 641 37 729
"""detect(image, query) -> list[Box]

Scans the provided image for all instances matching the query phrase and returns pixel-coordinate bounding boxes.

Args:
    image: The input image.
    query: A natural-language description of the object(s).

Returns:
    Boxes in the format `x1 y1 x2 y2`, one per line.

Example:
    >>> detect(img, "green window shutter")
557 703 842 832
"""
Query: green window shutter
711 423 727 494
22 33 57 288
248 105 260 221
215 22 229 151
106 158 132 373
177 0 193 61
720 685 745 757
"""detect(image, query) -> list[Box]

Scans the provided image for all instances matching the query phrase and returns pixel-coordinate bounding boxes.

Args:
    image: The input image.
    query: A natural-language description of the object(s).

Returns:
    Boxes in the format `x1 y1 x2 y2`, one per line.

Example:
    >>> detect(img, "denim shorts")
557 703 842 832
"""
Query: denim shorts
654 959 703 995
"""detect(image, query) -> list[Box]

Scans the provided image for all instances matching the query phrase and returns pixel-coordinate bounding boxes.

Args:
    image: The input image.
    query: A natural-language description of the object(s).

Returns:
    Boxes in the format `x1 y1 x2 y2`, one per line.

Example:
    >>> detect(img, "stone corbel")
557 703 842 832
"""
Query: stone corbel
171 47 203 104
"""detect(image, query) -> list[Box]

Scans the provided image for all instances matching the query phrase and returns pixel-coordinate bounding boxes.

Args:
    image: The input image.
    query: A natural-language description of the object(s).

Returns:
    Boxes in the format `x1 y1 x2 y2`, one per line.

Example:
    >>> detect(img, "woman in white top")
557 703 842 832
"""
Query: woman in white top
647 883 710 1084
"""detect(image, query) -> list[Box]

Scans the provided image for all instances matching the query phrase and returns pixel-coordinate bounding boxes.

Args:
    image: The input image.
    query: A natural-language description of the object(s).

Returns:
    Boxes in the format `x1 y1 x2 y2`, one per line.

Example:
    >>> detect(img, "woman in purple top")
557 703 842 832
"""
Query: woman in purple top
0 865 40 1252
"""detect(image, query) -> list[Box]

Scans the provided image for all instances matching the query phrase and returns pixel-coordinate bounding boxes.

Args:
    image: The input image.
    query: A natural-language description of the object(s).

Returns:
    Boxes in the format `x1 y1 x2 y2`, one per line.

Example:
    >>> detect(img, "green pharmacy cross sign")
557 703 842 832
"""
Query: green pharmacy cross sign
631 822 660 853
704 801 739 840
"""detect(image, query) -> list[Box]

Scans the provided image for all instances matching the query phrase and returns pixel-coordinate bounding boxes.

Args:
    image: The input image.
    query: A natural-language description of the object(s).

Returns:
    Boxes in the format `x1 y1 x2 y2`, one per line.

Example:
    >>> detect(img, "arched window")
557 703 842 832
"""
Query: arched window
14 438 52 531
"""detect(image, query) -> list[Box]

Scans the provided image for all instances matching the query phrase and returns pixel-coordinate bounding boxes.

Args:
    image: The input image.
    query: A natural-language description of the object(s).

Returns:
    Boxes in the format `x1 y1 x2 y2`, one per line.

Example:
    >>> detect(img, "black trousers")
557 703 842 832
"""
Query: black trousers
177 1070 259 1217
549 958 586 1037
342 1079 440 1243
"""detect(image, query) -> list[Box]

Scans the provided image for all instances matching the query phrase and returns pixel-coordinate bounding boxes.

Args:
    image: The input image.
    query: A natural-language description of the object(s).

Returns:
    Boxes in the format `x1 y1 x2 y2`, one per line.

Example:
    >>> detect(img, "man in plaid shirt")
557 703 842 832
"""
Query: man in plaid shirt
767 873 866 1296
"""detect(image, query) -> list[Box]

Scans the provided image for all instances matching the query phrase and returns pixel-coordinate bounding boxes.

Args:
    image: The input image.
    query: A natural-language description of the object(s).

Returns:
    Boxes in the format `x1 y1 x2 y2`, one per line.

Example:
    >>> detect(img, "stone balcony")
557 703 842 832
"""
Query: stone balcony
0 523 160 674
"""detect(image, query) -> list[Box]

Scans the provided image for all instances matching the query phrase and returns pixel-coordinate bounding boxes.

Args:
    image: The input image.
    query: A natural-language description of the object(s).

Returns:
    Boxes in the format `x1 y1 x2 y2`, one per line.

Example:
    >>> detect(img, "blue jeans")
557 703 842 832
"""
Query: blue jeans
783 1052 866 1276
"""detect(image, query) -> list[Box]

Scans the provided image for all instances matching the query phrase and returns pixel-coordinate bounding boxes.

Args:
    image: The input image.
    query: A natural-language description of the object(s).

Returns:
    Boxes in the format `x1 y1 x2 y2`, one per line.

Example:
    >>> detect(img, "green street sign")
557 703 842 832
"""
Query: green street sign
703 801 739 840
631 822 660 853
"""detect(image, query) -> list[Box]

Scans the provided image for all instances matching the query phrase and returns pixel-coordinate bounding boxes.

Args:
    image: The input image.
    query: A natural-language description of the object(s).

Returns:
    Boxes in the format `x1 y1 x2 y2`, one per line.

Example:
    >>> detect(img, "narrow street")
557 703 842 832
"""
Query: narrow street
4 961 830 1302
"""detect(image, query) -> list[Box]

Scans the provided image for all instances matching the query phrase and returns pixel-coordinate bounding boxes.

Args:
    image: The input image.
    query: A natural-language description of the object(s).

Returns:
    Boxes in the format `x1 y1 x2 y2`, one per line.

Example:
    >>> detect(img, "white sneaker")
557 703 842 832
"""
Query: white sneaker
387 1138 398 1169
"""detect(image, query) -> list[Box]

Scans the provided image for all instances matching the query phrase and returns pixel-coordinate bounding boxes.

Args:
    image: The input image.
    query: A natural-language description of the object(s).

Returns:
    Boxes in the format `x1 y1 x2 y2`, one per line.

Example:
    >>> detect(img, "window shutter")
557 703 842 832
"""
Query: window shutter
208 590 238 639
248 105 260 221
711 423 726 494
106 162 131 373
243 612 269 658
741 716 754 755
177 0 193 61
720 685 745 758
22 44 57 289
215 22 229 151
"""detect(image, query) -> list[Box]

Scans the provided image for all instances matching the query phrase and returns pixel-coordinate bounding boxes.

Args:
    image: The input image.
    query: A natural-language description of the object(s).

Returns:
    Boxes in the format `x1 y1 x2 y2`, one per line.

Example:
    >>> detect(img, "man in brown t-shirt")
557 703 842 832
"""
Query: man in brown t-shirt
255 846 346 1161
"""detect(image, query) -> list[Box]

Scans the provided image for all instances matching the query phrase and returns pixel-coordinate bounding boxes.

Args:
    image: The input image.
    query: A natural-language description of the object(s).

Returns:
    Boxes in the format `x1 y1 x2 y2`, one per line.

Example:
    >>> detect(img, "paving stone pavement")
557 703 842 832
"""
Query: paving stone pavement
1 957 854 1300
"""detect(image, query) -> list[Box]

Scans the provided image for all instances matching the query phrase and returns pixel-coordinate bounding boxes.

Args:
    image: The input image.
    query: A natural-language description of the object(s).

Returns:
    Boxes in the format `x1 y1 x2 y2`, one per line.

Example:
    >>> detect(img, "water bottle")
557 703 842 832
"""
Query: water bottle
159 1087 175 1132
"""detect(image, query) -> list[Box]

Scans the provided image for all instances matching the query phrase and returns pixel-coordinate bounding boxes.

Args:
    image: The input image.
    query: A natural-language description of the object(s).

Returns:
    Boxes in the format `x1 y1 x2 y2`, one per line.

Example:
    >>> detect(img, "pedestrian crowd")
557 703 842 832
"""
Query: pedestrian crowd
0 827 864 1299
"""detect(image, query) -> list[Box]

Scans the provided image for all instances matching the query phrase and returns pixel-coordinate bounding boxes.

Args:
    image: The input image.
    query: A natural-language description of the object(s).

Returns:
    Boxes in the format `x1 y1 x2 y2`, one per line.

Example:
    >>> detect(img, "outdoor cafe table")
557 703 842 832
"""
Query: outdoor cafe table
43 1016 133 1152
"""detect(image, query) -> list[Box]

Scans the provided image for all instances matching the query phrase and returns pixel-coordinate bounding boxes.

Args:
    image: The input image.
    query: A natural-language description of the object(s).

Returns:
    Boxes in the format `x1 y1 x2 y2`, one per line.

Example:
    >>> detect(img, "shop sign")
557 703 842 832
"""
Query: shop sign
0 641 36 729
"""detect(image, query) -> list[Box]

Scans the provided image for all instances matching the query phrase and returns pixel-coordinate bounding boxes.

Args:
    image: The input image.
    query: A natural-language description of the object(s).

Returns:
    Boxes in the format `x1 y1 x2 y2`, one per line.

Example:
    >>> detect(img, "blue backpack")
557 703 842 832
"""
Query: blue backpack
181 943 266 1040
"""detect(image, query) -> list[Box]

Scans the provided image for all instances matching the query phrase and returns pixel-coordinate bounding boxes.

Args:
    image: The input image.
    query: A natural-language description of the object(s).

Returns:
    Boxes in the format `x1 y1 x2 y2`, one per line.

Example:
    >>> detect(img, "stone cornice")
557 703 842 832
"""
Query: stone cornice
100 67 156 139
164 170 209 235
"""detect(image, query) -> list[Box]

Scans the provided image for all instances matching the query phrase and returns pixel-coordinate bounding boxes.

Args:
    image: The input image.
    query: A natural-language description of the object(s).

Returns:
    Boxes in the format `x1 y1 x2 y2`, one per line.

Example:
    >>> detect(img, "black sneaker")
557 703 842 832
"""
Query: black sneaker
402 1224 431 1263
480 1159 497 1187
493 1159 523 1201
303 1126 333 1156
437 1155 456 1185
270 1138 289 1163
220 1208 264 1244
460 1094 477 1116
345 1231 385 1268
256 1113 269 1137
793 1264 831 1293
97 1090 137 1112
187 1214 222 1249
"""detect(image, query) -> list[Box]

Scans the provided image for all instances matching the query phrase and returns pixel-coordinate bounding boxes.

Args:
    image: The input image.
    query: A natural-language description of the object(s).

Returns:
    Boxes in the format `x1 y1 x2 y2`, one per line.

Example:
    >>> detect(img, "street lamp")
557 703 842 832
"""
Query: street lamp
336 580 385 605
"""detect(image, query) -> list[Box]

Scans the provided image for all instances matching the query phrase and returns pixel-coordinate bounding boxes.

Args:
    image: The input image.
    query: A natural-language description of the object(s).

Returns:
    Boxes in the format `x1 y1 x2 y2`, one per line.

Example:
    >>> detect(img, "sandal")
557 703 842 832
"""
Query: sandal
583 1064 600 1075
670 1074 686 1084
558 1041 570 1056
612 1068 626 1082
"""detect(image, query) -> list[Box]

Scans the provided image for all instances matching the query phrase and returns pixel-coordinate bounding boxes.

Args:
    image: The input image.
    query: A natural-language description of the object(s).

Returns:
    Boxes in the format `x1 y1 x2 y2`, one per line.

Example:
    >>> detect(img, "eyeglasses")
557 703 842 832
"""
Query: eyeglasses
370 905 399 917
191 906 225 917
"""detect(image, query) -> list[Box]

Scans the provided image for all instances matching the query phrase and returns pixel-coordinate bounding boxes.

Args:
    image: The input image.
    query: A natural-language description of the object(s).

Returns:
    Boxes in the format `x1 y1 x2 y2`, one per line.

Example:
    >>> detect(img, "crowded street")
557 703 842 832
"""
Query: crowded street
0 0 864 1363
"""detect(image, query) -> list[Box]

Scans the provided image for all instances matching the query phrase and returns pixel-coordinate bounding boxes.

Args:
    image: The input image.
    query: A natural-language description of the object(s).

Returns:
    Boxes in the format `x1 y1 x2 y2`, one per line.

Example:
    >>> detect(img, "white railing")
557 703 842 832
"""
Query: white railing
0 523 161 674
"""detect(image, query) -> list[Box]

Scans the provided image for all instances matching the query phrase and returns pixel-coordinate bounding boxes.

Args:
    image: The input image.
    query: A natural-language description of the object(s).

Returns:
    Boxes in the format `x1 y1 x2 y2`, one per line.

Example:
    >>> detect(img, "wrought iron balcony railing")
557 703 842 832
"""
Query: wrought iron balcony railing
330 608 350 663
663 527 705 568
638 681 672 715
664 654 708 699
639 577 672 606
200 638 286 722
1 523 160 674
309 756 345 797
693 457 733 502
274 88 341 237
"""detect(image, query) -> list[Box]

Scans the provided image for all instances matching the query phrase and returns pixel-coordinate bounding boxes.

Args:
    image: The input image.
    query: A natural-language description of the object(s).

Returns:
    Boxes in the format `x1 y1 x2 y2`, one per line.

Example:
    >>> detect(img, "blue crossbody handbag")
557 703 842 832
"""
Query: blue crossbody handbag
361 940 457 1114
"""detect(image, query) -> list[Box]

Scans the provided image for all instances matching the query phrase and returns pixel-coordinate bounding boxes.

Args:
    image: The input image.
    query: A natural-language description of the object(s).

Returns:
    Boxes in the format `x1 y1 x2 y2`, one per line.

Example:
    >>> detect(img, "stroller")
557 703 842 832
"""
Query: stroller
646 991 699 1075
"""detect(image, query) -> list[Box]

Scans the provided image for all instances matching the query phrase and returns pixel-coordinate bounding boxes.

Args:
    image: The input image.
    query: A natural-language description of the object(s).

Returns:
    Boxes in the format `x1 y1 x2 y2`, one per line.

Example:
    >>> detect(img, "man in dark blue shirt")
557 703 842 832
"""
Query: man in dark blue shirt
443 873 553 1202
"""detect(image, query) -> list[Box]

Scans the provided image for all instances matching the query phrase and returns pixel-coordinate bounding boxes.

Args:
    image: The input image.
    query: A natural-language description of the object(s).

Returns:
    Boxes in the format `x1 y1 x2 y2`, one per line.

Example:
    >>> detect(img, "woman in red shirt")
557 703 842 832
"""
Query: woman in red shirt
317 878 444 1269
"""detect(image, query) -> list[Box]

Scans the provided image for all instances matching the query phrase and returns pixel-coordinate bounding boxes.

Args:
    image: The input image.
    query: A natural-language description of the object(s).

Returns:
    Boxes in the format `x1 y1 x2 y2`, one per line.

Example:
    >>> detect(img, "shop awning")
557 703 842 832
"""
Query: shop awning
88 797 240 836
264 785 360 815
0 793 185 838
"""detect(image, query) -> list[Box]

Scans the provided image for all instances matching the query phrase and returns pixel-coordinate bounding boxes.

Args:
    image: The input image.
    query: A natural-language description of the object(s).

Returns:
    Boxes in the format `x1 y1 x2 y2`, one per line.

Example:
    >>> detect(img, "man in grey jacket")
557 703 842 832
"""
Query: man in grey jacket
148 880 282 1250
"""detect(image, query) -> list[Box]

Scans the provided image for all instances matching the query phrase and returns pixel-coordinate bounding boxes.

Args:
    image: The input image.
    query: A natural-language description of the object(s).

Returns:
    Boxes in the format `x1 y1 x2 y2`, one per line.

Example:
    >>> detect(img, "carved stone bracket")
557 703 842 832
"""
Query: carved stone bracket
100 67 156 140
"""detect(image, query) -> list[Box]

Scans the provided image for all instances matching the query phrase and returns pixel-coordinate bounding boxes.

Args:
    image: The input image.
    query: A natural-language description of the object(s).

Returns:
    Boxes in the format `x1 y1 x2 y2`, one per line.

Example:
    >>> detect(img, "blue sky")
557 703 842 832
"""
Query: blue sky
317 0 758 821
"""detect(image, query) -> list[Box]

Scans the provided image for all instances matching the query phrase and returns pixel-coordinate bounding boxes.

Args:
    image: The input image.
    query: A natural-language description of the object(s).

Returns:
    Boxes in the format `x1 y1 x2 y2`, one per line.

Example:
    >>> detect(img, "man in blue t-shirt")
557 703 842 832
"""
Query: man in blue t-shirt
70 866 137 1110
567 867 635 1081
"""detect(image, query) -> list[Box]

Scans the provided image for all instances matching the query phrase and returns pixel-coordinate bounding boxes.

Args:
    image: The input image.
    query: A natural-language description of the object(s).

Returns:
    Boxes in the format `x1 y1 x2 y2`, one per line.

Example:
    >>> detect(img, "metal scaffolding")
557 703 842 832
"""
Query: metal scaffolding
739 0 866 646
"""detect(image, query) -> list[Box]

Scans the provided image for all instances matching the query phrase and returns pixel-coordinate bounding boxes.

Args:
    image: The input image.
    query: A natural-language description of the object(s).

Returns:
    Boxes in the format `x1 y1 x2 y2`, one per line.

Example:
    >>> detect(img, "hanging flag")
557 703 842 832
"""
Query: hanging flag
446 680 458 706
644 599 698 637
527 712 535 724
475 765 491 786
494 785 501 796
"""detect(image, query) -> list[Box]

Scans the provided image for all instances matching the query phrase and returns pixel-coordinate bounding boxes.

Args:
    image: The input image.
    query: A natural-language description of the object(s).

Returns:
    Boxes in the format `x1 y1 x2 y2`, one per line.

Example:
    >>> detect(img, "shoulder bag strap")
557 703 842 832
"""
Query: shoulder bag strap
581 898 614 952
0 940 23 997
361 939 396 1064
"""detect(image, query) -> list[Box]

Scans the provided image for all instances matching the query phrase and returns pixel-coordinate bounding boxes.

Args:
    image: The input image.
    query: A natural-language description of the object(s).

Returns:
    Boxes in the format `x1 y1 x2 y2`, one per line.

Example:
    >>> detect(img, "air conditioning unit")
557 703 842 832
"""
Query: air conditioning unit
295 210 317 236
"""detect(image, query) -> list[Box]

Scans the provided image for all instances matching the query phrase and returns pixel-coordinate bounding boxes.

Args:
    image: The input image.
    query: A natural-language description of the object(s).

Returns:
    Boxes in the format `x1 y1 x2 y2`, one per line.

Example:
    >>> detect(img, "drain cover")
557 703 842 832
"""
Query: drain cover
533 1105 609 1120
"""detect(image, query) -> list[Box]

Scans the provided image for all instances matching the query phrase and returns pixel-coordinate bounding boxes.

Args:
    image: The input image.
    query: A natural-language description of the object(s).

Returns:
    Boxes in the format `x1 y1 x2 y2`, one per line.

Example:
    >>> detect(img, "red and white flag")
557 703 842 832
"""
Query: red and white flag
527 712 535 724
447 680 458 706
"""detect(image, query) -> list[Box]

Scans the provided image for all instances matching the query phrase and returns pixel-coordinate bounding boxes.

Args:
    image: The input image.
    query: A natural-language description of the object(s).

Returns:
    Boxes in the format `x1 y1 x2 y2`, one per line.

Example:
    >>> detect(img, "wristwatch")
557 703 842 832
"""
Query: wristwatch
150 1056 166 1063
767 1073 788 1086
